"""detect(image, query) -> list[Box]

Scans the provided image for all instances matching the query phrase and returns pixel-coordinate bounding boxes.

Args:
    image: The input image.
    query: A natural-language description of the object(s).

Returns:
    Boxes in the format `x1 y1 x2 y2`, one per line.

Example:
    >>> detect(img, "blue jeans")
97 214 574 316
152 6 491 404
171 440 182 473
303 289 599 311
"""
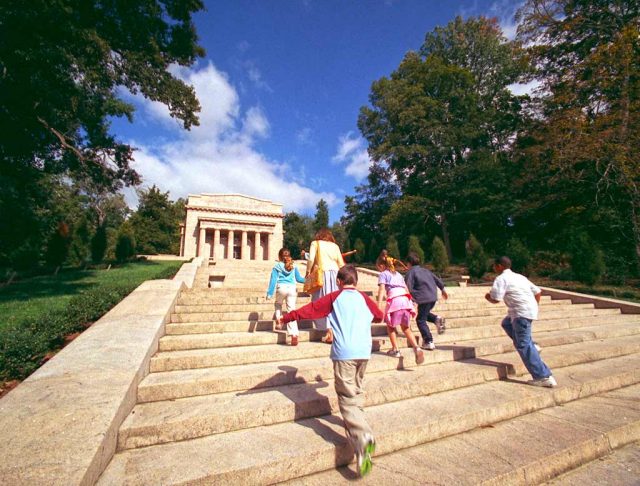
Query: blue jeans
416 302 437 344
501 316 552 380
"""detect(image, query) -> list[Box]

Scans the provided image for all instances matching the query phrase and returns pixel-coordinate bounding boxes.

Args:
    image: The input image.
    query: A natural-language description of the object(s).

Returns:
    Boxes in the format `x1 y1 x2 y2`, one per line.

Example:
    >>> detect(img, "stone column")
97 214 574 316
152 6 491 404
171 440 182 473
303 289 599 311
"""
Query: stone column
267 233 274 261
198 226 206 258
254 232 261 261
227 230 235 259
212 228 220 260
241 231 248 260
179 225 185 257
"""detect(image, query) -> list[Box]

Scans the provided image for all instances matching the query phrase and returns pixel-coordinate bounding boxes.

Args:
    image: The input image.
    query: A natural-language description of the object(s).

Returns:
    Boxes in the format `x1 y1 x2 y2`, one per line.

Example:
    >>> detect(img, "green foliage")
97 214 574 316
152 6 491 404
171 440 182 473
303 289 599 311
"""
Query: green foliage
431 236 449 274
386 236 401 260
91 224 108 263
0 261 182 380
466 234 488 279
407 235 425 263
115 226 136 263
505 237 531 274
130 186 183 255
283 212 313 258
313 199 330 233
353 238 366 263
569 231 605 286
44 223 70 268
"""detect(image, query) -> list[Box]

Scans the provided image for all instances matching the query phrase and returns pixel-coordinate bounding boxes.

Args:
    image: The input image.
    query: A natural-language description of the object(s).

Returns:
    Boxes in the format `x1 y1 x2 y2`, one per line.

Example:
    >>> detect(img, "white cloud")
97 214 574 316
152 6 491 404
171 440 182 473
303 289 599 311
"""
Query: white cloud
489 0 525 40
332 132 373 180
296 127 313 145
508 79 542 96
124 61 335 212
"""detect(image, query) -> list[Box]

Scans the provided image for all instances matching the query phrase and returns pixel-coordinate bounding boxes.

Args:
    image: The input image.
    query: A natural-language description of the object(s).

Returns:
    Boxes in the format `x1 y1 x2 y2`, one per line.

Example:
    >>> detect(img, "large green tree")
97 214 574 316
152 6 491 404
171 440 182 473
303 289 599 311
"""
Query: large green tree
515 0 640 272
358 16 526 259
283 212 313 258
130 186 183 255
0 0 204 269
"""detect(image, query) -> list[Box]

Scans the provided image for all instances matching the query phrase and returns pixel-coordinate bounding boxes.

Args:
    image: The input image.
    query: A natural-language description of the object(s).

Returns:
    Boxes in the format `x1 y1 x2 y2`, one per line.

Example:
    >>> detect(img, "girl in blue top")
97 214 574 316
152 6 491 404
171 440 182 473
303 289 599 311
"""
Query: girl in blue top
266 248 306 345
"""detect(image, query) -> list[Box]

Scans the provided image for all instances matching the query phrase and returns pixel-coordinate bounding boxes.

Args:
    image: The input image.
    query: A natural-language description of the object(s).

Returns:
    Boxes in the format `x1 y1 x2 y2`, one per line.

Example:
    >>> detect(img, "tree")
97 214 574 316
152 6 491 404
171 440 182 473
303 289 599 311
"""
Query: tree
466 234 488 280
505 237 531 274
516 0 640 271
407 235 425 264
353 238 366 263
386 236 401 261
431 236 449 274
90 224 108 263
358 16 526 260
283 212 313 258
313 199 329 232
569 231 605 286
129 186 182 255
0 0 204 190
44 222 70 270
115 223 136 263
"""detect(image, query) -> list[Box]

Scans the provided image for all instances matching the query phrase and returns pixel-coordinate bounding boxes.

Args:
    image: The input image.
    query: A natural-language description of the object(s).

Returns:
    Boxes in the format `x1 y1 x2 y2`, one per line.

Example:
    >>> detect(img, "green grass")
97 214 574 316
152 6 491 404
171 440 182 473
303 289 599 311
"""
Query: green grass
0 260 183 330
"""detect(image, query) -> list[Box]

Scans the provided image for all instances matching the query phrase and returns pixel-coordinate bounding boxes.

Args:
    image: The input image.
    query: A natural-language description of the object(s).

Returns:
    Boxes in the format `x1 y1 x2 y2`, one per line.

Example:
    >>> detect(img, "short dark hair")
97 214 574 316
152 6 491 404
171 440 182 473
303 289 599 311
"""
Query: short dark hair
406 252 421 266
495 256 512 268
337 264 358 285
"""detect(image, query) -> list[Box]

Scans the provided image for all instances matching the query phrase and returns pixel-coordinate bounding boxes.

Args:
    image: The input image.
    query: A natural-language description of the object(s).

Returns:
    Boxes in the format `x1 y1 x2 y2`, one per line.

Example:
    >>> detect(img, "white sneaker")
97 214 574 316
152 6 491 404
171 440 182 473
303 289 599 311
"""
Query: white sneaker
528 375 557 388
421 342 436 350
414 347 425 365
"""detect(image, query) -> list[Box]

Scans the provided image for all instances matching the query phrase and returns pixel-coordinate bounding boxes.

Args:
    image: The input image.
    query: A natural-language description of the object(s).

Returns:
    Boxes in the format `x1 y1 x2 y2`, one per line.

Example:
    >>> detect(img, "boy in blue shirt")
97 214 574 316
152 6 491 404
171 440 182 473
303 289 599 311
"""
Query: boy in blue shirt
280 265 383 477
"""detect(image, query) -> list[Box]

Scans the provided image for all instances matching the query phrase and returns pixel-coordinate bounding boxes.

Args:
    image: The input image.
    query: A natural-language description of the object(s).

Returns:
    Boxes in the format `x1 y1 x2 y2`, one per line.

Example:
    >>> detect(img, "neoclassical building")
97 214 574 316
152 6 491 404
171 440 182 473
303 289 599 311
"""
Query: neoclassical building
179 194 284 261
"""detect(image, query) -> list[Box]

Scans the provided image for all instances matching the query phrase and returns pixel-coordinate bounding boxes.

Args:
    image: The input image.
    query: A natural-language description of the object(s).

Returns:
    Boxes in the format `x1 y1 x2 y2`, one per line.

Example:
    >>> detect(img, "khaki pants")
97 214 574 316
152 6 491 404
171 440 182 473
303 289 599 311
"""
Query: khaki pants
274 284 299 336
333 359 373 452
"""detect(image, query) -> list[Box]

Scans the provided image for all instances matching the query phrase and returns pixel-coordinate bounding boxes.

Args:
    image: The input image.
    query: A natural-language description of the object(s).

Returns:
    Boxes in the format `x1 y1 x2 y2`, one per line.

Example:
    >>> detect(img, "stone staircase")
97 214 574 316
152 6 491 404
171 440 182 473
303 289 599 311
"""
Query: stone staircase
97 261 640 484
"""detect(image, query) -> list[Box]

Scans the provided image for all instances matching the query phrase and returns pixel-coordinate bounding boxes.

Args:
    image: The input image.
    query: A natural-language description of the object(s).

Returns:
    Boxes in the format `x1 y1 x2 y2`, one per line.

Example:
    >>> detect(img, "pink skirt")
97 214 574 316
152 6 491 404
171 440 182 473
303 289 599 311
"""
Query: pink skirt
387 309 412 328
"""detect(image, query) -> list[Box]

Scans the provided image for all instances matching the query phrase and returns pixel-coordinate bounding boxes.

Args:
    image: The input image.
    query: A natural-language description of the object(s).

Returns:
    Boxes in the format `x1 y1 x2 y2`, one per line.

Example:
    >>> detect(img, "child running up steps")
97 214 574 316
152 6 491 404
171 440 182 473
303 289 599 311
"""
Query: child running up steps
404 252 448 350
266 248 306 346
279 265 383 477
376 255 425 365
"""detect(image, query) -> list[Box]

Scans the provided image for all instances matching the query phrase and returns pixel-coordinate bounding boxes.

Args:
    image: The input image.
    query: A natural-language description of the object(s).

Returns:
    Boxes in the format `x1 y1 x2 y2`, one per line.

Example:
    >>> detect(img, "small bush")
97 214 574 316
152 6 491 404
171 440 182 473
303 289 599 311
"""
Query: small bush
505 237 531 274
91 224 108 263
386 235 401 260
353 238 366 263
466 234 488 280
431 236 449 274
569 231 605 285
115 231 136 262
407 235 425 264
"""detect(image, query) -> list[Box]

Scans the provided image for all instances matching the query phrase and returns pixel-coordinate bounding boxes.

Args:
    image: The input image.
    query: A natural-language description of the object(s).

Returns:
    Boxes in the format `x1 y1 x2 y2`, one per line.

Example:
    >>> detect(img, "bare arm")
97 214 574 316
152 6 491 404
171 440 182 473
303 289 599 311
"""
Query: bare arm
376 283 385 306
534 291 541 304
485 292 500 304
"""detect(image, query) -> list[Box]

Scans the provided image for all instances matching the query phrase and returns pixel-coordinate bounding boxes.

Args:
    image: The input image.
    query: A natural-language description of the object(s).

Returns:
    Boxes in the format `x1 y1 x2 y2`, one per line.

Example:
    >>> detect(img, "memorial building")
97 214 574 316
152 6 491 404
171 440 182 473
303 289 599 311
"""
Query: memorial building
179 194 284 261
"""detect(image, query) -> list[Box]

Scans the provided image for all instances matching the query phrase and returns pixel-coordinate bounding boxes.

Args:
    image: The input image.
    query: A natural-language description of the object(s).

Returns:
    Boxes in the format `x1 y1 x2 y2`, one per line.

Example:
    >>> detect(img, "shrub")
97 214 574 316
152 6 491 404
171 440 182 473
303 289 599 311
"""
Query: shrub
505 237 531 274
407 235 425 264
569 231 605 285
115 231 136 262
386 235 400 260
431 236 449 274
353 238 366 263
91 224 108 263
466 234 488 279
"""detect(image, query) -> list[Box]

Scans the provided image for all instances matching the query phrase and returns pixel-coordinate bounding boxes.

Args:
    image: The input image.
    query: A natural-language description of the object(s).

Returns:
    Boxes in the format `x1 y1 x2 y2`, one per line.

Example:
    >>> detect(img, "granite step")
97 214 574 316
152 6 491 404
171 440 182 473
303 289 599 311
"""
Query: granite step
98 372 640 484
118 351 640 450
282 384 640 485
143 331 640 399
445 307 621 328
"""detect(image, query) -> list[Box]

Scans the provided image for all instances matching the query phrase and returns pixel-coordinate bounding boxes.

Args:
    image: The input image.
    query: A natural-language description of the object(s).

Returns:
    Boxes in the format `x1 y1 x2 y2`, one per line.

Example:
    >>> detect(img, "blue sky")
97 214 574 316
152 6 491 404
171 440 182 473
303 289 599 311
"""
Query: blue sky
112 0 523 222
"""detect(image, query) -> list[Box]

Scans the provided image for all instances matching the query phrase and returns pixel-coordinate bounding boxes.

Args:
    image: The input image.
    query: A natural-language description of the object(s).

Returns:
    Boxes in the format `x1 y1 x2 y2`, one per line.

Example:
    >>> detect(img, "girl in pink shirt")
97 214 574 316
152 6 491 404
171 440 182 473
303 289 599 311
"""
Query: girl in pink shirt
376 256 424 364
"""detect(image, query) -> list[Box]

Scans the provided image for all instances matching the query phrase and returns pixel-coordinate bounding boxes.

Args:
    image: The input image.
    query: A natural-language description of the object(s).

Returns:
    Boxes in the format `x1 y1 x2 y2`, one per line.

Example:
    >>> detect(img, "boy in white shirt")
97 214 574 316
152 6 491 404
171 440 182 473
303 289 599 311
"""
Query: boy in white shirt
485 256 557 388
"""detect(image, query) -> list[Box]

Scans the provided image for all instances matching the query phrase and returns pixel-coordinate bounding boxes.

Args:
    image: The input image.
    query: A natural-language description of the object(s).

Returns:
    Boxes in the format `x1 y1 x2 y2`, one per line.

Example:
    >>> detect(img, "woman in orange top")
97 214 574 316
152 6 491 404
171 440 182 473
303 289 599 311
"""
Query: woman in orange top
307 228 345 343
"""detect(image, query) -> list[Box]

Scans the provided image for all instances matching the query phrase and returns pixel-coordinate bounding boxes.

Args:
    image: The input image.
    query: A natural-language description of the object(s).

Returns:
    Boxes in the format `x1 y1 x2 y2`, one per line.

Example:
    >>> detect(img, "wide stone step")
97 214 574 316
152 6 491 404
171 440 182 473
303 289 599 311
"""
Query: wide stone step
170 299 575 317
544 440 640 485
158 330 317 351
98 369 640 484
143 330 640 399
283 384 640 485
447 307 621 328
118 351 640 450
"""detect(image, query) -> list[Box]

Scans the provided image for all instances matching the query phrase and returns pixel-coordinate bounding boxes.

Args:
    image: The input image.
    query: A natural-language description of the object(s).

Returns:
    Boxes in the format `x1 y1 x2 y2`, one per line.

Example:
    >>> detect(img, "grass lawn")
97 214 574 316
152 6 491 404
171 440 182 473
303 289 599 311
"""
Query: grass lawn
0 260 184 330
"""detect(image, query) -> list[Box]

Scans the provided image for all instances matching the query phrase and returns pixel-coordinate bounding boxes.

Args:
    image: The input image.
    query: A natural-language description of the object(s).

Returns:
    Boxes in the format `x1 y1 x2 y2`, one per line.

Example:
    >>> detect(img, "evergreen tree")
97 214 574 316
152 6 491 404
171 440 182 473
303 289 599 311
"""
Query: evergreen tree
466 234 488 279
283 211 313 258
353 238 366 263
386 235 401 260
44 222 70 269
431 236 449 274
115 224 136 263
90 224 108 263
505 237 531 274
129 186 182 255
407 235 425 264
313 199 329 232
